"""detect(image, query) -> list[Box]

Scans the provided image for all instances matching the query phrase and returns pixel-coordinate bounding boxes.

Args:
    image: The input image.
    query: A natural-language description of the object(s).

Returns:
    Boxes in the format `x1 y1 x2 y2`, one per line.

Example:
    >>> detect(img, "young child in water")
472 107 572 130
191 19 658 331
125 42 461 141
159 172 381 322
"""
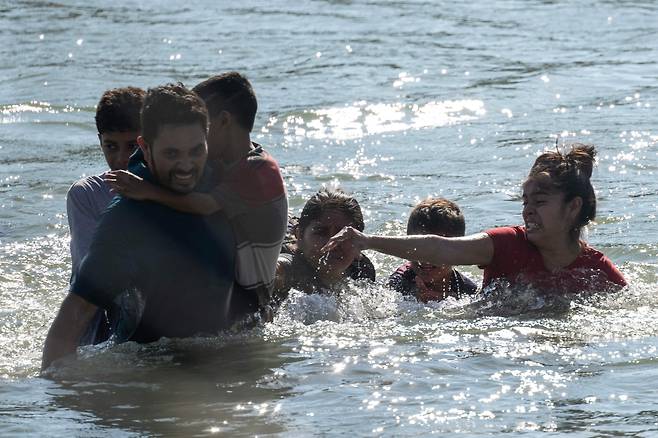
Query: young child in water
273 189 375 301
388 198 477 302
324 144 626 294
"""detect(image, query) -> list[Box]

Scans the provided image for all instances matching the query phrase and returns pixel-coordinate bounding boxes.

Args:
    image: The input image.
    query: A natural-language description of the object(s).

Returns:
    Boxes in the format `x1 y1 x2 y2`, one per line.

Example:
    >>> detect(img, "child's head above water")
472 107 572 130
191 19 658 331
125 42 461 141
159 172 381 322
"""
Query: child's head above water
95 86 145 171
295 189 365 281
524 143 597 245
406 197 465 237
398 198 473 301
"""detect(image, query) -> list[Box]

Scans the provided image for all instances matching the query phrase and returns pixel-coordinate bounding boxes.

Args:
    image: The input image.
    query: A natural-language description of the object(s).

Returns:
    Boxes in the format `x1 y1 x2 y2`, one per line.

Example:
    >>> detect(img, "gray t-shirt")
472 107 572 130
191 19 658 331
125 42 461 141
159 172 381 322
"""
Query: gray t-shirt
66 173 115 274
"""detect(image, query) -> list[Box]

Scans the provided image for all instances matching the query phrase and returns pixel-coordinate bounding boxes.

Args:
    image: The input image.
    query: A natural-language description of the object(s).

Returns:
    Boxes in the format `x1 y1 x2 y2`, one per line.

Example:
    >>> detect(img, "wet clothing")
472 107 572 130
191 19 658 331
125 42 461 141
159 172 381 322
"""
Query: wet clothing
71 163 256 343
128 145 287 304
66 174 115 274
388 262 478 301
275 248 376 298
210 145 287 302
482 226 627 293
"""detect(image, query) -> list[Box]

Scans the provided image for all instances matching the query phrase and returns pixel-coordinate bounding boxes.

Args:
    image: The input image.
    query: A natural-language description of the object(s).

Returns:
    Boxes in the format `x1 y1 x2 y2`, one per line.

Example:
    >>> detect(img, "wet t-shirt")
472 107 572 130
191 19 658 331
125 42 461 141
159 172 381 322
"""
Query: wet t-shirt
482 226 626 293
66 174 116 274
209 145 288 301
70 164 257 343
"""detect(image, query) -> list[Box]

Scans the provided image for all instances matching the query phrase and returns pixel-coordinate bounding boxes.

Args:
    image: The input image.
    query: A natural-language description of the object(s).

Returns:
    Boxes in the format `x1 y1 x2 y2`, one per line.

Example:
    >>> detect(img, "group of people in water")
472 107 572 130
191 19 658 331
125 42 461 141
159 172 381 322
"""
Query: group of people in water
41 71 627 371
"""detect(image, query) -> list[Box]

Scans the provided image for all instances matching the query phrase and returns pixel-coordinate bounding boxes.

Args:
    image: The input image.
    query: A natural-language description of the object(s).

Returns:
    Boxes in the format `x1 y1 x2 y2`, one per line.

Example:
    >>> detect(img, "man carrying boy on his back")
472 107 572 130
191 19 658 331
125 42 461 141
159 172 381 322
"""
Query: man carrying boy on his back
388 198 478 302
106 73 287 318
42 83 250 371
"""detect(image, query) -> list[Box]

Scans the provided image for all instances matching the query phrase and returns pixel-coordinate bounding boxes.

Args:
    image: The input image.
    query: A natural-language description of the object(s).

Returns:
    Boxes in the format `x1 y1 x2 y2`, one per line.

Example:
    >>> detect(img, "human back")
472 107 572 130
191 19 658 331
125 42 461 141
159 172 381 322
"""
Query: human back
77 183 250 342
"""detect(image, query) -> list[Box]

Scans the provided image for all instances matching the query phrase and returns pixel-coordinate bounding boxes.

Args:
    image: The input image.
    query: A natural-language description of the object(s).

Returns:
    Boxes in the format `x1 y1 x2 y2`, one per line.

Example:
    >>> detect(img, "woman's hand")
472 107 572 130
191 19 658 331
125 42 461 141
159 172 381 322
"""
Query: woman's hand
321 226 369 255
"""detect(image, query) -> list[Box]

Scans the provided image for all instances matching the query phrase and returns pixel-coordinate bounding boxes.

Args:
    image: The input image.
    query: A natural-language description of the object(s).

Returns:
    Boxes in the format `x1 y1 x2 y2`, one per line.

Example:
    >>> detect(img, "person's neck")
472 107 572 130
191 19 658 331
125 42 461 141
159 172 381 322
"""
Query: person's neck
220 132 254 166
538 235 582 271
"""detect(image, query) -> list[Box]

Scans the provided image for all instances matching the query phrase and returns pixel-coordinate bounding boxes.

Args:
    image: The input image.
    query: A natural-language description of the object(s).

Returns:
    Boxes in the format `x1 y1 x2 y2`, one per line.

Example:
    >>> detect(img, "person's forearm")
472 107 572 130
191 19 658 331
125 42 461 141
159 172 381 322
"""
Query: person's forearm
364 234 448 266
363 232 493 267
41 294 97 371
151 189 220 215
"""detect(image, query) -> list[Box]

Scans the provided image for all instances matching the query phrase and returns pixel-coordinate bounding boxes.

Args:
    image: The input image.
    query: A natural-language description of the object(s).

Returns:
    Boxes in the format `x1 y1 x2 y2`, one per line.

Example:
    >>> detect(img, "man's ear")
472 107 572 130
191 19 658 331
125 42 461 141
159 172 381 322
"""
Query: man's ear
217 110 231 128
97 133 103 146
137 136 151 162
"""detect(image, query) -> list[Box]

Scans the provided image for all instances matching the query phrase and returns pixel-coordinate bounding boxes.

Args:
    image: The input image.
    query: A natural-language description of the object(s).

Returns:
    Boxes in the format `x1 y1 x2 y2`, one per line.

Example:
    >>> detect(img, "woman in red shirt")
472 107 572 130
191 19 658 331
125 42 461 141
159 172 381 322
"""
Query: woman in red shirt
323 144 626 293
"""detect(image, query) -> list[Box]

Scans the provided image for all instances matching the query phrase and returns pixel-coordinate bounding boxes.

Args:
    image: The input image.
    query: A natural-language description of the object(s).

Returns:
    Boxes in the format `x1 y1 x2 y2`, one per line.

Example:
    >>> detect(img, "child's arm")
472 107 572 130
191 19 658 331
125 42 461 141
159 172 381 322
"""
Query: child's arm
104 170 222 215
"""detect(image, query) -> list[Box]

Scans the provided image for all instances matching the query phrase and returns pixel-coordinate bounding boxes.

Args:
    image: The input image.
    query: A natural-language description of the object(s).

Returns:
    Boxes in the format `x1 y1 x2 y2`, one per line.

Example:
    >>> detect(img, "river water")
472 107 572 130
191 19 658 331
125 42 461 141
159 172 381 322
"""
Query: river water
1 0 657 436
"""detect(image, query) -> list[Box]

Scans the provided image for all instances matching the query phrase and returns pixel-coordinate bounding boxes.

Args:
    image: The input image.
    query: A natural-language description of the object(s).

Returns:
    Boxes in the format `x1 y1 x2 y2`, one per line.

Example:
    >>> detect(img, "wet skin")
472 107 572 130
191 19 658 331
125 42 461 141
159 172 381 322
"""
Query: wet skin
139 123 208 194
297 208 361 284
521 176 580 249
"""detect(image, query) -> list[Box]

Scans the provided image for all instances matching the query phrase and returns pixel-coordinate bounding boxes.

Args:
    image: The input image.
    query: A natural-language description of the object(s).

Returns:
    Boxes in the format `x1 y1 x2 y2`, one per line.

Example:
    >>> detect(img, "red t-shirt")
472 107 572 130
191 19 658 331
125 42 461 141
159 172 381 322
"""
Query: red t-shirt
482 226 626 293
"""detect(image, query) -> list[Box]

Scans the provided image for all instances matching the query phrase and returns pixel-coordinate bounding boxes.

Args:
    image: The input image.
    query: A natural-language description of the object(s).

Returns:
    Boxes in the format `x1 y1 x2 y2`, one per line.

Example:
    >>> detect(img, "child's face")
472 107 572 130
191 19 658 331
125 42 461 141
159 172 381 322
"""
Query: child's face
99 130 140 171
412 261 452 284
409 228 453 284
297 208 360 281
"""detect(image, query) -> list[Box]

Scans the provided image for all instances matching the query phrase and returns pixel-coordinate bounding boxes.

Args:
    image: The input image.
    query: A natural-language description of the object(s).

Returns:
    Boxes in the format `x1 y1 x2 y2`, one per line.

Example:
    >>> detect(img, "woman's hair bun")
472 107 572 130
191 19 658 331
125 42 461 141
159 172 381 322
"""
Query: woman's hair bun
566 143 596 179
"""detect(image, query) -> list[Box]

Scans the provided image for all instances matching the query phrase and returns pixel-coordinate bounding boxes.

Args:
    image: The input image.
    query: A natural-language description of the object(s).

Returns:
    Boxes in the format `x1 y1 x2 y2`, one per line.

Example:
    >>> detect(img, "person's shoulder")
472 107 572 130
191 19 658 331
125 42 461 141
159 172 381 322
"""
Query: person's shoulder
485 225 525 239
453 269 478 295
577 244 627 287
484 225 530 253
243 145 282 173
349 253 376 282
388 261 415 293
225 144 285 203
68 173 108 196
578 245 615 269
67 173 114 214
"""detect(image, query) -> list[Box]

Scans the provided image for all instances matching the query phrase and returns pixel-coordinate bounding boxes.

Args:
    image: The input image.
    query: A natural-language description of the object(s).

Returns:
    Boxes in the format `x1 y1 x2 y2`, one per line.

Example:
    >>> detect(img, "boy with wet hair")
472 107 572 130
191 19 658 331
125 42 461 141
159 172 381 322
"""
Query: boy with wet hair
273 189 375 301
105 72 287 319
388 198 477 302
67 86 145 275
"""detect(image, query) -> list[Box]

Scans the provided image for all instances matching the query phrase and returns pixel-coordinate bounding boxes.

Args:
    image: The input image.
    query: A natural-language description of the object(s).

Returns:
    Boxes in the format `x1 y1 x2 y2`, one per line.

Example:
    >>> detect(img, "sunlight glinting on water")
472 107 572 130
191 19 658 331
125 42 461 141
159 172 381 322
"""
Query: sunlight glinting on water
1 0 658 435
271 99 485 143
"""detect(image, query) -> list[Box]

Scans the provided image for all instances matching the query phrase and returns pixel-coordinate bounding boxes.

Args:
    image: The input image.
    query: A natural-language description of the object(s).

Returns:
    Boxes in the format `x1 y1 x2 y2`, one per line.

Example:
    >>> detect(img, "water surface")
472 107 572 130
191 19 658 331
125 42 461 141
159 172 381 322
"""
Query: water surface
1 0 657 436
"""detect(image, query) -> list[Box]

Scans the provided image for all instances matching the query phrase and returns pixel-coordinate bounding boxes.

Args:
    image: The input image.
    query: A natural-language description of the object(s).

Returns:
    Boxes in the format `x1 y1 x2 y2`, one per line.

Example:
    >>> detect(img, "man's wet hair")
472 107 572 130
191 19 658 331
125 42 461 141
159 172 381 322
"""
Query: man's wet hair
193 72 257 132
528 143 597 238
298 189 365 233
95 87 145 135
407 198 465 237
141 83 208 145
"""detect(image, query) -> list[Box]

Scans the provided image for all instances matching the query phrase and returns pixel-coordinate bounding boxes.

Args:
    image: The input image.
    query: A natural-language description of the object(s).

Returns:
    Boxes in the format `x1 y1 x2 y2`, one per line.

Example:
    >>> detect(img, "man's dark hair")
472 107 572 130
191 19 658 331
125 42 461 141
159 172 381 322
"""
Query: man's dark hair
407 198 465 237
298 189 365 233
193 72 257 132
141 83 208 145
95 87 145 135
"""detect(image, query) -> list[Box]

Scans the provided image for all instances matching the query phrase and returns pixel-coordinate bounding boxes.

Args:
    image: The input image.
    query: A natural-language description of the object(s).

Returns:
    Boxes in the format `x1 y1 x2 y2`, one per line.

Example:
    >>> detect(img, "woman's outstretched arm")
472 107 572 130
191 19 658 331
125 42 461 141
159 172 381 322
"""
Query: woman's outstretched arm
322 227 494 267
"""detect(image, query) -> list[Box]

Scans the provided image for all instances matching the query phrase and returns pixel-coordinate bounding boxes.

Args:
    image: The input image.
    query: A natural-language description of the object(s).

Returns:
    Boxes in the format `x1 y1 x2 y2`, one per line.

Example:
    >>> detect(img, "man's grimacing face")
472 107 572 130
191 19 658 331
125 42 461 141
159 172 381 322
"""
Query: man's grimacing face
141 123 208 193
